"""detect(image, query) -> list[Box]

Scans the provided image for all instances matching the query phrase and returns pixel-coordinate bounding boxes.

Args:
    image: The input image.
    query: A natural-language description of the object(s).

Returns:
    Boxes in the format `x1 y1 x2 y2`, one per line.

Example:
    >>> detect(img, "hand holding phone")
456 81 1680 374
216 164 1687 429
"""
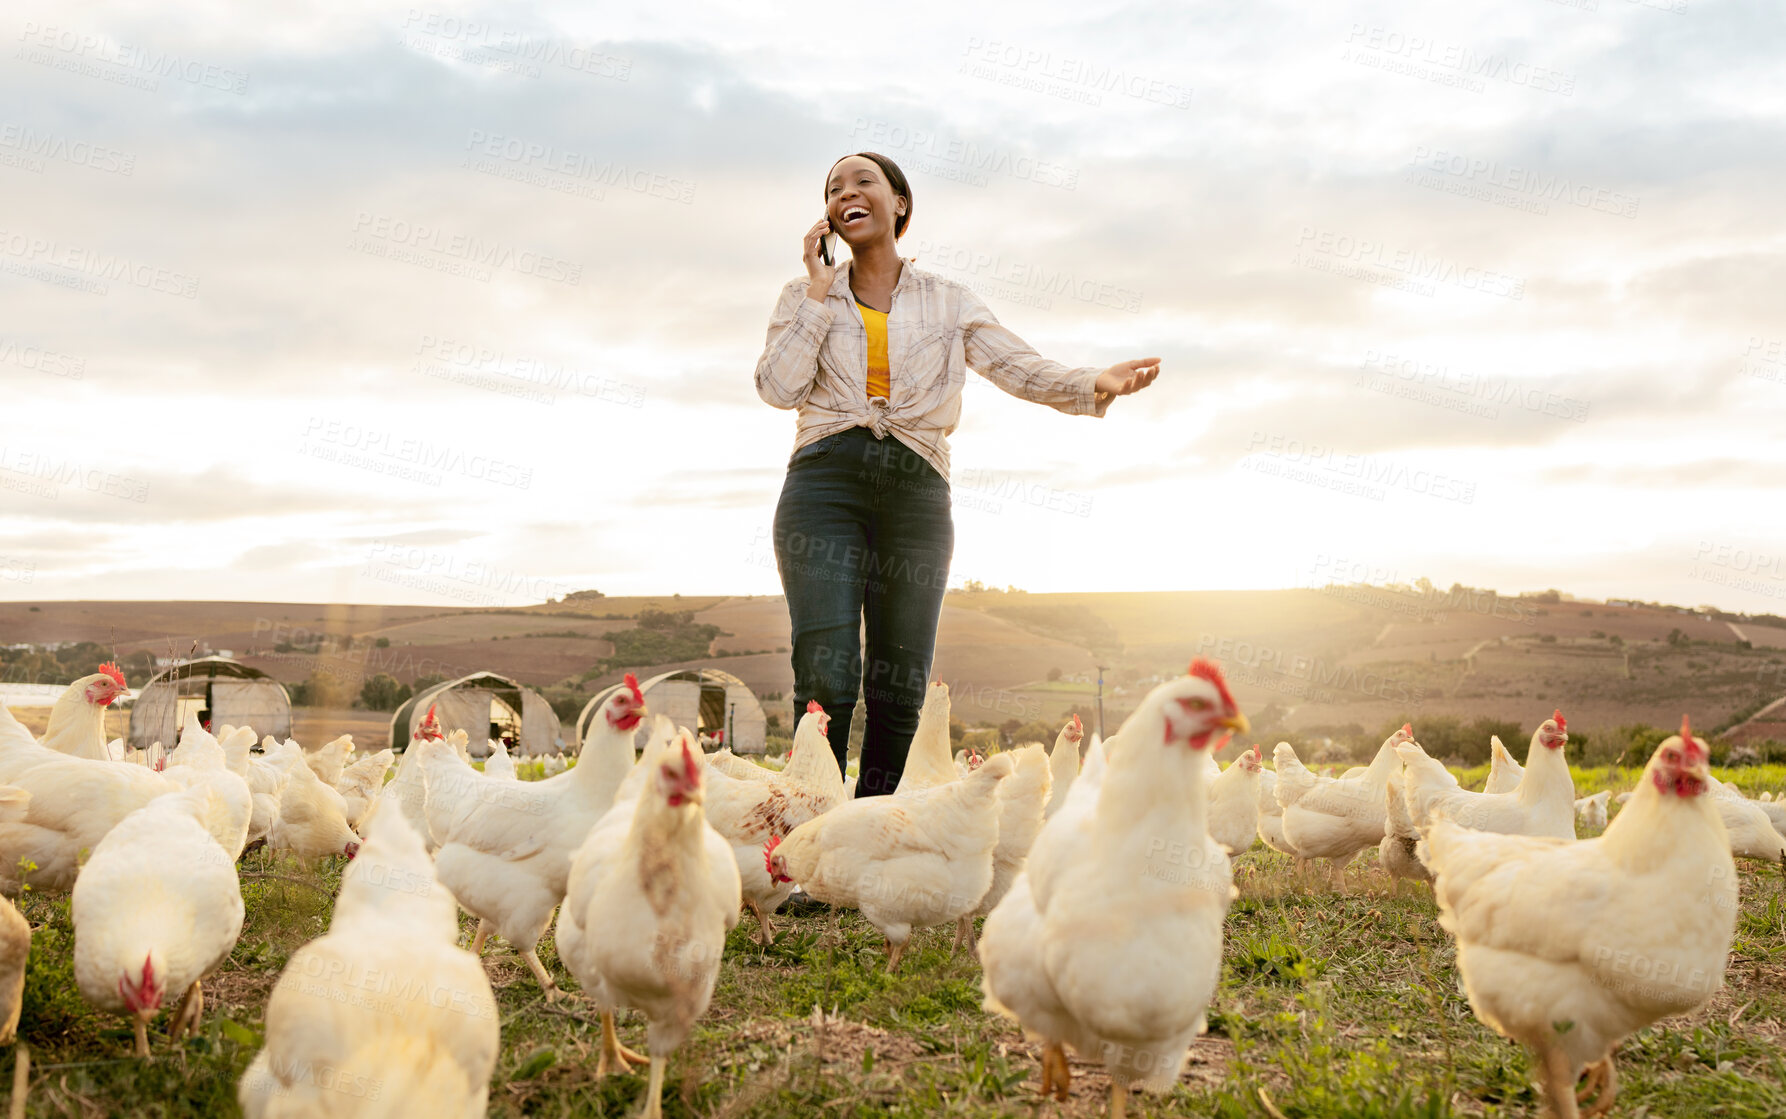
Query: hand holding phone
804 216 838 298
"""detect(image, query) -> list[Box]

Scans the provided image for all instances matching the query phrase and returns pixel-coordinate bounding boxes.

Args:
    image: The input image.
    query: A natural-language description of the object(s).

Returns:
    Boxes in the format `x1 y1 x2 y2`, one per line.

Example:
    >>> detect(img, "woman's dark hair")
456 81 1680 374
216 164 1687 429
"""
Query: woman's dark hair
825 151 913 239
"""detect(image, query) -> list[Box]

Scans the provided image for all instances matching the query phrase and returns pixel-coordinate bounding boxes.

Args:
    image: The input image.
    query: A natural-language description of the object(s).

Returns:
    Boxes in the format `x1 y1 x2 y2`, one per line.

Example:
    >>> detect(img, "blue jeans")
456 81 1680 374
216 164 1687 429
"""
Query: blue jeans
772 426 953 797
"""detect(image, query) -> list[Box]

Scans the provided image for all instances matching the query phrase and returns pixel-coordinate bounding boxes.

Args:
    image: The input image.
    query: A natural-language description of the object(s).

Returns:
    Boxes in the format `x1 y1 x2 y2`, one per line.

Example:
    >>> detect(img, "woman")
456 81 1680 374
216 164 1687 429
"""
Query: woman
754 152 1159 797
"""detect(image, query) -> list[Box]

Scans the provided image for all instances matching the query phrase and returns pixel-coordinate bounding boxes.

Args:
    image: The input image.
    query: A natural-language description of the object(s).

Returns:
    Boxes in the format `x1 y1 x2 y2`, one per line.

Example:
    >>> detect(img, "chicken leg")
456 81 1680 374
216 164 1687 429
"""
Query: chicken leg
1328 857 1348 895
952 916 977 955
885 939 906 974
471 918 492 955
1538 1045 1580 1119
1041 1041 1070 1102
747 901 775 947
1110 1080 1129 1119
169 980 204 1041
641 1053 667 1119
131 1017 150 1059
596 1010 647 1077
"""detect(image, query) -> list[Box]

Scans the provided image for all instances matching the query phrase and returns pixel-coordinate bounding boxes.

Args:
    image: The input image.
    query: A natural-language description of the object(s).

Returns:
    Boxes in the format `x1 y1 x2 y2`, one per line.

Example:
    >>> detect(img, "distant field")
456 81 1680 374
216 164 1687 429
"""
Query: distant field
6 592 1782 743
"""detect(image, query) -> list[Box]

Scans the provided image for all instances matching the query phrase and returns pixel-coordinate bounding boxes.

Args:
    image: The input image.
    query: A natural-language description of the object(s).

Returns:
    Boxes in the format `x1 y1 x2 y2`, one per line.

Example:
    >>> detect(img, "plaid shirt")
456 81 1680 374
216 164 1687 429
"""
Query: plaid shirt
754 259 1107 482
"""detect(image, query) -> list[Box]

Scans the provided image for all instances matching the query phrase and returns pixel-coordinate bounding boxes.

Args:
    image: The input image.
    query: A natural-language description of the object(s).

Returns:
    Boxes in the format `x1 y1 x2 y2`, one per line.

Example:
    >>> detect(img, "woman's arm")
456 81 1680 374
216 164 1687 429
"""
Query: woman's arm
961 285 1160 415
754 279 835 409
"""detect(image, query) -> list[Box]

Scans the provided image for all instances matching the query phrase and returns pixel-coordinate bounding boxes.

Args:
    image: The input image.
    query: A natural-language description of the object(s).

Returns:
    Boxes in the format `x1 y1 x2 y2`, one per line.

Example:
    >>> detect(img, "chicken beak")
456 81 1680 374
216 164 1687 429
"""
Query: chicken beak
1217 713 1251 735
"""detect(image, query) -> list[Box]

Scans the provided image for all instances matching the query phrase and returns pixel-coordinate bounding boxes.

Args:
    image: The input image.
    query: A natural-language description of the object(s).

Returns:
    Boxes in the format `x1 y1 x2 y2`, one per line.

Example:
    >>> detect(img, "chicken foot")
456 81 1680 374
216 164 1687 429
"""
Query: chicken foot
521 949 564 1002
596 1010 647 1077
1576 1056 1618 1118
471 918 493 955
885 938 906 973
131 1018 150 1059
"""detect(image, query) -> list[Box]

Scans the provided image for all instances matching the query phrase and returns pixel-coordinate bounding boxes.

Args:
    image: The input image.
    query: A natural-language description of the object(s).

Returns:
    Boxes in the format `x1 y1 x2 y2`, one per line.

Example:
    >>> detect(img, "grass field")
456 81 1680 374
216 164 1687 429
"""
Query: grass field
6 767 1784 1118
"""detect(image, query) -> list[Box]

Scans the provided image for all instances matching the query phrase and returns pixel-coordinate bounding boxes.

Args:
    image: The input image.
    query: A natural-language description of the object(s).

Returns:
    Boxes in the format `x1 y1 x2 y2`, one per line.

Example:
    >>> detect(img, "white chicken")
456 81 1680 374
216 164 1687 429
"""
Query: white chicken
1378 771 1431 890
961 742 1052 952
303 734 354 787
72 784 244 1056
543 752 568 777
482 738 517 781
556 727 740 1117
268 741 362 861
1574 790 1610 830
367 707 446 849
161 713 255 858
1255 763 1299 866
334 748 395 830
1423 717 1737 1119
0 703 182 892
707 749 773 782
699 701 845 945
1207 744 1262 856
1043 714 1083 818
35 665 129 761
239 806 499 1119
769 752 1015 971
244 736 292 850
895 682 960 794
979 659 1248 1119
423 677 647 999
1484 734 1524 794
1273 725 1415 892
1706 776 1786 867
0 785 29 1043
1400 712 1575 841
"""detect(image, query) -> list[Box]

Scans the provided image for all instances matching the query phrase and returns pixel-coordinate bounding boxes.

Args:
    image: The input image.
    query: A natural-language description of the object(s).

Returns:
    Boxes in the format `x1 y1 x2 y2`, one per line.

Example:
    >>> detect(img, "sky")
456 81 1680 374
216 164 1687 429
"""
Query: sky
2 0 1783 614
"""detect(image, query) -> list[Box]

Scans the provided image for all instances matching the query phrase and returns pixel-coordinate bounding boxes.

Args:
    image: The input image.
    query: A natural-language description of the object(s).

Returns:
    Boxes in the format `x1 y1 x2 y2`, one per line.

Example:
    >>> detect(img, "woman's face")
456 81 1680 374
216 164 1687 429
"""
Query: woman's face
825 156 904 249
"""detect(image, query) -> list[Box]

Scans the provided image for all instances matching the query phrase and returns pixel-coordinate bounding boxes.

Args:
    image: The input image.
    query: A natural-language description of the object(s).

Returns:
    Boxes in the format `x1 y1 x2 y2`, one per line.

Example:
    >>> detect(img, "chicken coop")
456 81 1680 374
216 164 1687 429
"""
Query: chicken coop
127 656 293 750
389 671 566 757
575 668 767 755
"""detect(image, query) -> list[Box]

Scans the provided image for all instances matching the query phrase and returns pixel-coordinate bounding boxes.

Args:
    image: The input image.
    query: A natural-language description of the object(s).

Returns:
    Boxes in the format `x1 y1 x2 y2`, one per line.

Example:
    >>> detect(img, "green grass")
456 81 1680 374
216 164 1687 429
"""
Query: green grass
4 773 1784 1117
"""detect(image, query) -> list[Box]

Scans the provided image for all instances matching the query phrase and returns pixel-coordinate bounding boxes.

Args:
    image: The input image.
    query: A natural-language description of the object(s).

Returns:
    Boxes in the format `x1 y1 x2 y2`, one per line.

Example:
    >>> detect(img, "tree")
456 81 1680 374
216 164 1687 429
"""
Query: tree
358 673 409 712
1046 666 1063 682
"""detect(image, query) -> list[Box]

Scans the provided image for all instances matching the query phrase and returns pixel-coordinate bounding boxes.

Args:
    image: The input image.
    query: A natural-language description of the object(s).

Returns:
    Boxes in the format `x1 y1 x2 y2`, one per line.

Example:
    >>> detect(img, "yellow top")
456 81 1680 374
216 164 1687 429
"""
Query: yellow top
856 296 890 400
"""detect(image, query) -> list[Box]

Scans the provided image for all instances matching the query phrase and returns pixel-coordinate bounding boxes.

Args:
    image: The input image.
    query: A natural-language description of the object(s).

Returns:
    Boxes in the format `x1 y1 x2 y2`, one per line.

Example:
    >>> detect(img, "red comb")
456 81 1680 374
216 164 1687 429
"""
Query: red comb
1251 744 1261 758
1680 713 1691 741
415 704 442 739
1679 714 1706 763
1187 658 1238 713
98 662 126 688
806 699 823 715
1070 713 1082 731
1400 723 1412 736
623 673 643 704
1552 709 1566 732
763 835 792 883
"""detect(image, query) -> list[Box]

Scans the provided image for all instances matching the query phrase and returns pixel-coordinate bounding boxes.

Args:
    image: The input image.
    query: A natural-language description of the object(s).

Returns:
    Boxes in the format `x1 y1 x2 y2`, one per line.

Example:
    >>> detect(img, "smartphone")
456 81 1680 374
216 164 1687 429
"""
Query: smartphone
819 215 834 267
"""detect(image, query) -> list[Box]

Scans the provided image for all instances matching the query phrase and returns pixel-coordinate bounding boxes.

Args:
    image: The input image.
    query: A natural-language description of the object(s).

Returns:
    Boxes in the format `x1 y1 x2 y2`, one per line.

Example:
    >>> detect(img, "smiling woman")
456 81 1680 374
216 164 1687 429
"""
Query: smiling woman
753 151 1162 797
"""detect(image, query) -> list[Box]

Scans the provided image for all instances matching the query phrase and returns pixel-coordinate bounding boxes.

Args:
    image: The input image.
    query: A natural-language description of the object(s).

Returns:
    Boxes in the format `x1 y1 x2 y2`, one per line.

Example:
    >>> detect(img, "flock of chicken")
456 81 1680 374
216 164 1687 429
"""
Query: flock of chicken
0 660 1776 1119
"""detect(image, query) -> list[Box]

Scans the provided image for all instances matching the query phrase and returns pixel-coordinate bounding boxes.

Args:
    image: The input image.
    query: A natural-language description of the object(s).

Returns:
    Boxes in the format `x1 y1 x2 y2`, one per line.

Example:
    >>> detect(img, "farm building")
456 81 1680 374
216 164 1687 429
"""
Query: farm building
576 668 767 755
128 656 292 750
389 671 566 757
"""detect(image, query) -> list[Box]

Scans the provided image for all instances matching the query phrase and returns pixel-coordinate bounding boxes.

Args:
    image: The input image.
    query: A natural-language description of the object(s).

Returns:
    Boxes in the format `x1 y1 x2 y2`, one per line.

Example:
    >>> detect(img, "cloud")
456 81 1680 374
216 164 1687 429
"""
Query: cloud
3 0 1781 611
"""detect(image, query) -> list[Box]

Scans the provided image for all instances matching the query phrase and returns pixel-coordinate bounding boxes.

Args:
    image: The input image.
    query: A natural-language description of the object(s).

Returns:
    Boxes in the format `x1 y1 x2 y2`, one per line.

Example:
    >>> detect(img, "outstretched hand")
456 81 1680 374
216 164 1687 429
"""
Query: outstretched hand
1094 358 1161 408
